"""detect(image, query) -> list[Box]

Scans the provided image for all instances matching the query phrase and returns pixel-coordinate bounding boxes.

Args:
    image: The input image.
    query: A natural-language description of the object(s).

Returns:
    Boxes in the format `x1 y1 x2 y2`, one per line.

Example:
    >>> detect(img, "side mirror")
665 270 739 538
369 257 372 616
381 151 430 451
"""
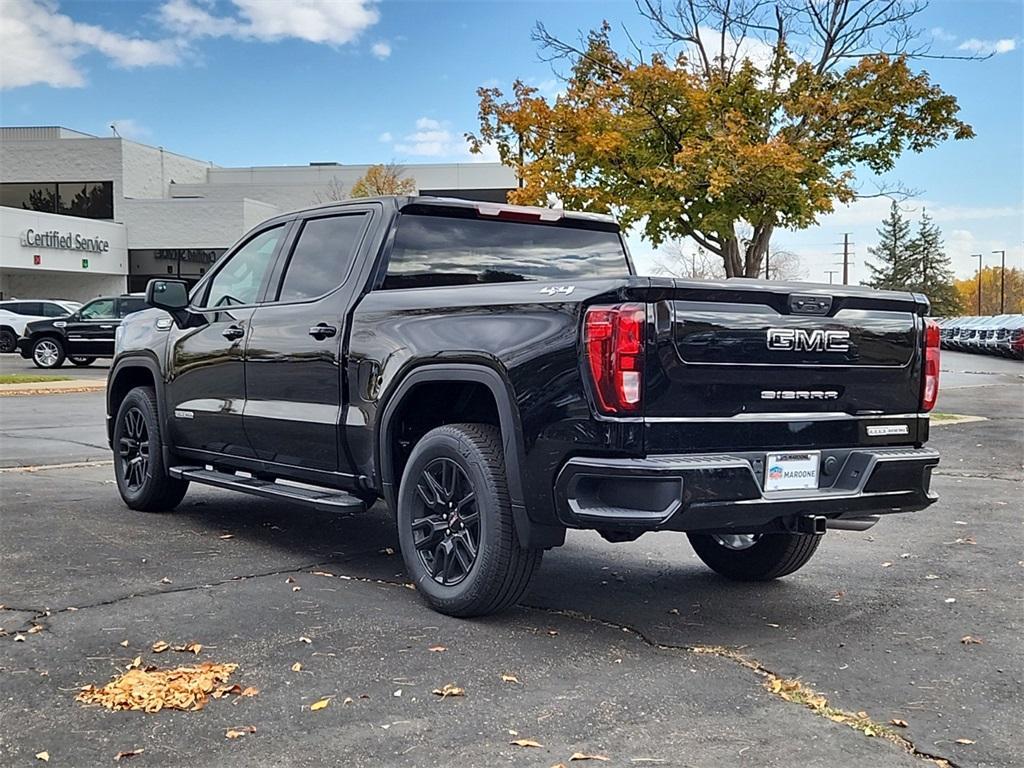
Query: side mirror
146 279 191 327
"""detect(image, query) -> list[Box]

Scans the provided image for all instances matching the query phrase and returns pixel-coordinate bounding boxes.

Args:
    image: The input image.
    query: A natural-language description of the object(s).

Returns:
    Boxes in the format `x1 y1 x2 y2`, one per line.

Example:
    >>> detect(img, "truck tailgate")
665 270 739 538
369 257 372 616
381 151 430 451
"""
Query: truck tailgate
632 277 927 419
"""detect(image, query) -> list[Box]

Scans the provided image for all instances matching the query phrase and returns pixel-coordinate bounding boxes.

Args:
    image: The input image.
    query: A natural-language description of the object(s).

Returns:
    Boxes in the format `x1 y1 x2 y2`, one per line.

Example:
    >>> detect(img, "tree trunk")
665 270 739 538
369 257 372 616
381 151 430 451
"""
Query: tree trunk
721 236 745 277
745 223 774 278
719 223 773 278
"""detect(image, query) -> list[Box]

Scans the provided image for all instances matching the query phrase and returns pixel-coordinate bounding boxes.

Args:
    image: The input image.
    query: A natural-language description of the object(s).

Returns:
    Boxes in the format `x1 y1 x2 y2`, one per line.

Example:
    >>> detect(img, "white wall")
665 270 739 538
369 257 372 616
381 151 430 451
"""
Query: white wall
120 140 211 200
0 207 127 274
119 197 280 249
171 162 518 214
0 136 127 212
0 269 126 302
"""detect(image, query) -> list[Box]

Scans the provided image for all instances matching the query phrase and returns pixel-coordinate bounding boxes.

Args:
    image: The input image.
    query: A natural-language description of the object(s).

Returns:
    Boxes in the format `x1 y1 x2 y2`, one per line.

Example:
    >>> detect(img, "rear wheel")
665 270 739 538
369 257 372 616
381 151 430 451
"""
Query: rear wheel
69 356 96 366
113 386 188 512
0 328 16 354
688 532 821 580
397 423 542 617
31 337 65 368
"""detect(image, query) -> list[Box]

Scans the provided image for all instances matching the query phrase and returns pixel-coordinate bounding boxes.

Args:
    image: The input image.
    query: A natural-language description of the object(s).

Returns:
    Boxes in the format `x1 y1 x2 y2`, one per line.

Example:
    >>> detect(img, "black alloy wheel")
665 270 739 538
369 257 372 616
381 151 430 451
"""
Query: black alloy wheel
396 423 542 617
118 406 150 491
113 386 188 512
411 457 481 586
0 328 16 354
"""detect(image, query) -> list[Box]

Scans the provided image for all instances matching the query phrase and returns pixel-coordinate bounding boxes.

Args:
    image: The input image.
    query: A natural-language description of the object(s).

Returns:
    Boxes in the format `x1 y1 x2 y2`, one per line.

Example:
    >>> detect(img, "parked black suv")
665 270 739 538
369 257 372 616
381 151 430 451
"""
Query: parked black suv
19 293 148 368
108 197 941 617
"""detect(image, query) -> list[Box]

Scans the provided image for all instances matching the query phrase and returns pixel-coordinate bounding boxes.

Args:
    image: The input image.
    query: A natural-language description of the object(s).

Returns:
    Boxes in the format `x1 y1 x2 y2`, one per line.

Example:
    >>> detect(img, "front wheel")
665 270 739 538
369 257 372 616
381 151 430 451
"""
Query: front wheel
396 423 542 617
32 337 66 368
69 356 96 366
113 386 189 512
688 532 821 581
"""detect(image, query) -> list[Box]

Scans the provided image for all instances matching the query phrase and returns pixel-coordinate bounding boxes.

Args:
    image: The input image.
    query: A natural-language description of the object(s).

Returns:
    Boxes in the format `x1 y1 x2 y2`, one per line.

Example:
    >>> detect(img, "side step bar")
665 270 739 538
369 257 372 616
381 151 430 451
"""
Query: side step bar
169 466 366 514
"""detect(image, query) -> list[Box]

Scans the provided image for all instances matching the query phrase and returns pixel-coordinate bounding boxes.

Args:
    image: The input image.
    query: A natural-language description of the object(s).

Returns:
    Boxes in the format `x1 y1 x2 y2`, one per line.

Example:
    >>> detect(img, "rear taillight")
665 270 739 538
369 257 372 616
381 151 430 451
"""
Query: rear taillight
584 303 646 414
922 319 940 412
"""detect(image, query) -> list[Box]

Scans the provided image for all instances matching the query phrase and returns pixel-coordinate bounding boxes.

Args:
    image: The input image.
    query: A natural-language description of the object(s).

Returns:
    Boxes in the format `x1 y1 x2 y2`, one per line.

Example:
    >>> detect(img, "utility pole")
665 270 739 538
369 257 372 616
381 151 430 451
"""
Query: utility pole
841 233 852 285
824 269 839 284
992 250 1006 314
765 248 770 279
972 254 983 314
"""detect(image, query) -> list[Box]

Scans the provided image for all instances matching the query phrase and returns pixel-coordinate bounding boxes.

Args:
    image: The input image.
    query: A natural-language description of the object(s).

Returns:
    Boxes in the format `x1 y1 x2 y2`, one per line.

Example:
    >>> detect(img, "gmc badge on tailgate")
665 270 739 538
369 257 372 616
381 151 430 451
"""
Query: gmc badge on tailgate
766 328 850 353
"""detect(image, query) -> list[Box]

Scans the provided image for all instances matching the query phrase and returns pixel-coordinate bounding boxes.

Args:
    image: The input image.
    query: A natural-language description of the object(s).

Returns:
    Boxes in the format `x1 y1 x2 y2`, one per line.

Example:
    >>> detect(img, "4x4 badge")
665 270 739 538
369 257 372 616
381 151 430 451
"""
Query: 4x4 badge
539 285 575 296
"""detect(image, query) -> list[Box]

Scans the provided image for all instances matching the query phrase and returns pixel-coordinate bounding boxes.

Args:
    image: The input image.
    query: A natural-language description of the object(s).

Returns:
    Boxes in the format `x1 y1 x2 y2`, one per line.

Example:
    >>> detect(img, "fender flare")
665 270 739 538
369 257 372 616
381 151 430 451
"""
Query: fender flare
107 354 165 444
377 363 564 550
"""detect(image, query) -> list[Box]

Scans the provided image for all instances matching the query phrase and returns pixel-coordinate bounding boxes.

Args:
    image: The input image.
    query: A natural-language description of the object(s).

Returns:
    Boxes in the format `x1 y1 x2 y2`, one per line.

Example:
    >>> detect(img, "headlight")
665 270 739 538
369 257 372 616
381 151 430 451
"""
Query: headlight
114 325 124 354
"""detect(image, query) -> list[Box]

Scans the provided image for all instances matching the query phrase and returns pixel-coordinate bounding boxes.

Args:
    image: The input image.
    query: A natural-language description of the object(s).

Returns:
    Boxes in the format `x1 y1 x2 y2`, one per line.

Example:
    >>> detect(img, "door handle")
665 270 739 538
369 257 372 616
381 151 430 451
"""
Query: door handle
222 325 245 341
308 323 338 340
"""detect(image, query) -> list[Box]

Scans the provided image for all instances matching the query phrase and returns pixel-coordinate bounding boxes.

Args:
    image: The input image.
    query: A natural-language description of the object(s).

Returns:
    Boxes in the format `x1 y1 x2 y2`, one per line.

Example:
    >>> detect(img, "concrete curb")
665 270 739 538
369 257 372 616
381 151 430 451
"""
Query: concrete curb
0 379 106 397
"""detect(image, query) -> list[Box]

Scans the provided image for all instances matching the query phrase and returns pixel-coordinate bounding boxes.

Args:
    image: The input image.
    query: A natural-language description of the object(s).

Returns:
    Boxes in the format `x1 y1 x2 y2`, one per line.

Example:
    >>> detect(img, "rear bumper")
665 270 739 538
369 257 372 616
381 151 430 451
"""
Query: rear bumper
554 446 939 534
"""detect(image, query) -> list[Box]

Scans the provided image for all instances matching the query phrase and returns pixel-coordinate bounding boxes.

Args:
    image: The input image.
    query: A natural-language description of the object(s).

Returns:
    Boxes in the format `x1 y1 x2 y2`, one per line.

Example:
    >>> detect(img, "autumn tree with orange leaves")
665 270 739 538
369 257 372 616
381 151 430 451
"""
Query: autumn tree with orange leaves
351 163 417 198
468 0 976 277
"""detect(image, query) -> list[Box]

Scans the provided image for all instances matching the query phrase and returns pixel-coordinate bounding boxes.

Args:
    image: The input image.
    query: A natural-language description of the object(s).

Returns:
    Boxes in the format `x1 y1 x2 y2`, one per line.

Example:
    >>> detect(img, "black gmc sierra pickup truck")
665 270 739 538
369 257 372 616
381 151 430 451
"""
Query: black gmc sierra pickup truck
108 196 941 617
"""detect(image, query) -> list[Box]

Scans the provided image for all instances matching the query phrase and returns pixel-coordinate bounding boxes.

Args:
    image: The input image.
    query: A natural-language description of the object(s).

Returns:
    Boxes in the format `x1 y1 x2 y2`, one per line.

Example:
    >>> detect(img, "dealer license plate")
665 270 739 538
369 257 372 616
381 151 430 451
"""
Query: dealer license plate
764 451 820 492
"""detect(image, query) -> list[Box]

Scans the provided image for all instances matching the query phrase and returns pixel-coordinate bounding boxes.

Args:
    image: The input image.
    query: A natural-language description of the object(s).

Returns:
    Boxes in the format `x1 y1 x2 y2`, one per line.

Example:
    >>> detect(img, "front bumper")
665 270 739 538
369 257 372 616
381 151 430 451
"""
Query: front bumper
554 446 939 534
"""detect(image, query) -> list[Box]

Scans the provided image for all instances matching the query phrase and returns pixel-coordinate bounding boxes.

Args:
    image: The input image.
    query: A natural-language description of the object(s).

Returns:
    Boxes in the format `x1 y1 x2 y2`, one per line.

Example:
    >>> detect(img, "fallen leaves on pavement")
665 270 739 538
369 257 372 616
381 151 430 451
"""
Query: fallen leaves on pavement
960 635 983 645
890 719 908 728
427 645 447 653
570 753 609 761
501 674 520 684
225 726 256 739
35 751 49 762
432 683 465 698
76 662 240 712
955 738 976 745
310 697 331 711
291 662 303 672
114 748 144 761
510 739 543 748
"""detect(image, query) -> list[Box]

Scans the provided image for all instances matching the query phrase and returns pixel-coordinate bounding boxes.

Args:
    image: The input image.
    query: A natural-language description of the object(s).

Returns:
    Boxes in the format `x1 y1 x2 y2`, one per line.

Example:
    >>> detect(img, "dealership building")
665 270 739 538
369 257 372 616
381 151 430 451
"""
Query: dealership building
0 126 516 301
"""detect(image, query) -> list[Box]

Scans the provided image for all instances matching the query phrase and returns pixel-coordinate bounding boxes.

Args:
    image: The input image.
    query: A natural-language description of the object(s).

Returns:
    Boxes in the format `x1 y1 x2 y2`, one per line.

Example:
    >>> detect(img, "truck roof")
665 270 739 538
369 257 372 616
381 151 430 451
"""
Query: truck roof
291 195 620 227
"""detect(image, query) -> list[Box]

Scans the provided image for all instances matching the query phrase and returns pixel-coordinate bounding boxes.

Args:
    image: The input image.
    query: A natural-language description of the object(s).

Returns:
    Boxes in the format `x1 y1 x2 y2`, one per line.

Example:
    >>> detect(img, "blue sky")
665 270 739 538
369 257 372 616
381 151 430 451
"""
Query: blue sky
1 0 1021 281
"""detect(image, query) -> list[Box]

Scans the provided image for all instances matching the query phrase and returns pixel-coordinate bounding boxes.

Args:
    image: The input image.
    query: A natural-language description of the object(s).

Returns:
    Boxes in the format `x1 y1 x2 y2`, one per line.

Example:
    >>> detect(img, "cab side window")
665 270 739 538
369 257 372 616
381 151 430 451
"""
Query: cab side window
199 225 285 309
276 214 369 303
79 298 116 319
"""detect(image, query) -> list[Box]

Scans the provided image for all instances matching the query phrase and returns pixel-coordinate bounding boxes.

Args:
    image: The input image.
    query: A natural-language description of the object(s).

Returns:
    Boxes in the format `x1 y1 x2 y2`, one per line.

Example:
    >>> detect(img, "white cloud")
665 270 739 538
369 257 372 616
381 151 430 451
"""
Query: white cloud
109 118 151 140
930 27 957 43
958 38 1017 55
371 41 391 59
377 131 393 143
388 116 498 162
159 0 380 46
0 0 180 90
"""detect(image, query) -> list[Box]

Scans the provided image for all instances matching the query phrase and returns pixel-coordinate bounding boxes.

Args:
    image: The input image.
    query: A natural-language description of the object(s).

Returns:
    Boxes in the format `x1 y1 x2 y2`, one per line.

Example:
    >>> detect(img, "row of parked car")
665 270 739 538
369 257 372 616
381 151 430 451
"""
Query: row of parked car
936 314 1024 358
0 295 149 368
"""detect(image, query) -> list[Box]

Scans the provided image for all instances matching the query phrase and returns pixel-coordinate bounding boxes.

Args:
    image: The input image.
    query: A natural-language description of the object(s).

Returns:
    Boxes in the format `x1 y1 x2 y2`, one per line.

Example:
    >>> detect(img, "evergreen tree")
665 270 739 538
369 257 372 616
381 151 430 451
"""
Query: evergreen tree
864 201 916 290
907 209 962 315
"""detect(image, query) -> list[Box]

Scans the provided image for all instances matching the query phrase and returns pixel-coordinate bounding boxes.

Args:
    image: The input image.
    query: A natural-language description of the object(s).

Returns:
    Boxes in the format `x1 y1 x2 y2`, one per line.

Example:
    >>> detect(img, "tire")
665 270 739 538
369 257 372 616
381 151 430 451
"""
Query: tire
396 423 542 617
70 356 96 366
113 386 189 512
31 337 65 369
0 328 16 354
688 532 821 581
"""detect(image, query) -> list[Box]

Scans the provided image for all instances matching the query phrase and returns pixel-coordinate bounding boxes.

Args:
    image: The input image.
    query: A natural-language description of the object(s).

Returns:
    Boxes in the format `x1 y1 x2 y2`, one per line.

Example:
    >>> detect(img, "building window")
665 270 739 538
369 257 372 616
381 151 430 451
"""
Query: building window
0 182 58 213
58 182 114 219
0 181 113 219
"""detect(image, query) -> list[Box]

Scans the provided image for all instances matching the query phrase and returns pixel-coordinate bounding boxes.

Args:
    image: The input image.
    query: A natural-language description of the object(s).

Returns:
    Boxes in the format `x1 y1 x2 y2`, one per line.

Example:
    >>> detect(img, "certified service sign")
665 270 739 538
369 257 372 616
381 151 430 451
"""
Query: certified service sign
21 228 110 254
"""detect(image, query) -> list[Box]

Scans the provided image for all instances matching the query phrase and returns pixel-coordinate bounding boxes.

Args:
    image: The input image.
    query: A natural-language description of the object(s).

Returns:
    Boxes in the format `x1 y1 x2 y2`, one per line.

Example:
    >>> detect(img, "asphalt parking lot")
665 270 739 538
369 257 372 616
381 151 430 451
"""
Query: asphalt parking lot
1 351 1020 767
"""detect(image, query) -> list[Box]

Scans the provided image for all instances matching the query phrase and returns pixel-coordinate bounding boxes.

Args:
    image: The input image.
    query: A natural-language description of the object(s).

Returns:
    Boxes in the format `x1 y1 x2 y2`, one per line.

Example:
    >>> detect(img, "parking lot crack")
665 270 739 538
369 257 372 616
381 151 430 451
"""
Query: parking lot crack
523 605 960 768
